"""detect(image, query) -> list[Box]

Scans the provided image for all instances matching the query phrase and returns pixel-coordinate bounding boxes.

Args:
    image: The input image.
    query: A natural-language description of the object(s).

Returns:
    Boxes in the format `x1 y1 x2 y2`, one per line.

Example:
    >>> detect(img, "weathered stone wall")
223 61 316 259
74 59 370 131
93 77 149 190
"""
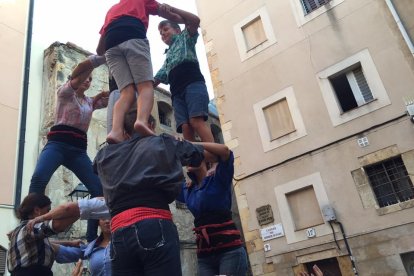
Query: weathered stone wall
40 42 224 276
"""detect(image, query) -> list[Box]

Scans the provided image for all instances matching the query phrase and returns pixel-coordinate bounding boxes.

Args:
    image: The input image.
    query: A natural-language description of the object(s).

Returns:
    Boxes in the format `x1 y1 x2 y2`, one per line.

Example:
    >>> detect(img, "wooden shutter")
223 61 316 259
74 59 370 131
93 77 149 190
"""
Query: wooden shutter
302 0 331 14
242 16 267 50
286 186 324 230
0 247 6 274
263 98 295 140
353 66 373 102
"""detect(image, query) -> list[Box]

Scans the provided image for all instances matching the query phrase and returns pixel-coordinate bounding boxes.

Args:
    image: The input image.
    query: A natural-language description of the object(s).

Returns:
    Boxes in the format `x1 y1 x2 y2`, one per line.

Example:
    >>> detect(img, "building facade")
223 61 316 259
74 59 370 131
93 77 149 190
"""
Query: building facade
0 0 32 274
195 0 414 275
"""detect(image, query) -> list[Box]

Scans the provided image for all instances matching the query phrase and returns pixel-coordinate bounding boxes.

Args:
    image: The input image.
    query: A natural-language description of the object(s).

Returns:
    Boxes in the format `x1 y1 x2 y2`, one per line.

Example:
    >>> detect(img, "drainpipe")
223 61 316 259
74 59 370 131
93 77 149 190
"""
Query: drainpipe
385 0 414 59
15 0 34 209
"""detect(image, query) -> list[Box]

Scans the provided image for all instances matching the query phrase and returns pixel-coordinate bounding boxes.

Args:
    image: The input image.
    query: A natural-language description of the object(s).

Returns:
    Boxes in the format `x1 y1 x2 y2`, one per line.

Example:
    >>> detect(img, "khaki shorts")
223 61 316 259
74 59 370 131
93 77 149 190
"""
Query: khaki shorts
105 38 154 91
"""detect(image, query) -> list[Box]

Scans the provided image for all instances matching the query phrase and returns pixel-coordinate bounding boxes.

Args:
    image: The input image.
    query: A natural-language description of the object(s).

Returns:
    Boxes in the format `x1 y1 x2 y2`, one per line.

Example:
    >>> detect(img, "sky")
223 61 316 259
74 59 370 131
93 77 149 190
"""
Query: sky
33 0 214 99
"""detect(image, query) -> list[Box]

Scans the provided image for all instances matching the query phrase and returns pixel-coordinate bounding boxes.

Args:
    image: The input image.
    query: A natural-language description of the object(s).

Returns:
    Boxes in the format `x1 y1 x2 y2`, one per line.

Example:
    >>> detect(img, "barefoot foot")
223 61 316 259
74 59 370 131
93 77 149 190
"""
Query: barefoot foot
106 131 125 144
134 120 155 137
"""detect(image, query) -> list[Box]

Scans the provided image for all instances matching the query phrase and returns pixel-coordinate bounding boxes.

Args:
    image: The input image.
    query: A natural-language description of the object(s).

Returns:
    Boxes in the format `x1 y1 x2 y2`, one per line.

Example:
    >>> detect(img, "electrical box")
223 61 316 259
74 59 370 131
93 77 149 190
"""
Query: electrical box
322 205 336 222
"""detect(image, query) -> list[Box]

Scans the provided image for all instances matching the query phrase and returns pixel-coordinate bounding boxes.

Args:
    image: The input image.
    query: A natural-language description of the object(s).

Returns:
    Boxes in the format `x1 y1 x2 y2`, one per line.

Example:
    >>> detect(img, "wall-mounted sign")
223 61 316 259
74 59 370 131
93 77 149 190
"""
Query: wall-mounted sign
264 243 271 252
260 224 284 241
306 227 316 238
256 204 274 226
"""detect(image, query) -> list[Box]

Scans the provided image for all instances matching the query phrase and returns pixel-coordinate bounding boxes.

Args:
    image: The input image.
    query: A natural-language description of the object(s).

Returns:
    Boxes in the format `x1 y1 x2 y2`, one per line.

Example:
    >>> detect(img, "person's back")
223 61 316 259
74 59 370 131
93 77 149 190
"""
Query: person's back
93 109 204 275
94 133 203 216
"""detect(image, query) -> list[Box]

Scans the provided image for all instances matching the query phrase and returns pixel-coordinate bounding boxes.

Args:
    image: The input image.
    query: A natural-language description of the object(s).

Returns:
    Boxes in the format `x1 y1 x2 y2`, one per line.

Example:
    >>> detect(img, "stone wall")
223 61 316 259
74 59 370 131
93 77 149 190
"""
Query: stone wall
40 42 223 276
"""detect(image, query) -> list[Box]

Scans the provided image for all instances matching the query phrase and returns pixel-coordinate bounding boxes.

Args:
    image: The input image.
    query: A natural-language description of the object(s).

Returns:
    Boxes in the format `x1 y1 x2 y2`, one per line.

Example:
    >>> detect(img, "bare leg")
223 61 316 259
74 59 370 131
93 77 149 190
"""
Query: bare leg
134 81 155 136
190 116 217 174
182 123 196 141
107 84 135 143
189 117 214 142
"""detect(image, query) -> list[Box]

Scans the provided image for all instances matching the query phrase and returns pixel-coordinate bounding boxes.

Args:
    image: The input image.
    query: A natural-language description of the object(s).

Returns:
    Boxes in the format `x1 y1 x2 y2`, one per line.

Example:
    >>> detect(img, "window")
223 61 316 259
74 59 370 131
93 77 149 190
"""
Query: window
365 156 414 208
275 172 331 244
157 102 173 128
401 251 414 275
301 0 331 14
234 6 277 61
329 63 374 113
286 186 324 230
263 98 295 140
254 86 306 152
242 16 267 51
0 246 5 276
317 49 390 126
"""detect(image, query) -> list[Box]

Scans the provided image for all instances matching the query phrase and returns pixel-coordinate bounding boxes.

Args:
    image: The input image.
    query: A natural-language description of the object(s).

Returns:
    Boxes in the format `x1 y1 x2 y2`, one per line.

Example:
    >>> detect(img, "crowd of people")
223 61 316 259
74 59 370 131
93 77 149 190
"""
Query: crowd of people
6 0 249 276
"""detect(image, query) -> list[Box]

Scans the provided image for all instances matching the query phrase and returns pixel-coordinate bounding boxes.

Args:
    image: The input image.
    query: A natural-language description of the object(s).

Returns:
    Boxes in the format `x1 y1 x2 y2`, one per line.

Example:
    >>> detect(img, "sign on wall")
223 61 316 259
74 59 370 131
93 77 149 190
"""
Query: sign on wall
260 224 284 241
256 204 274 226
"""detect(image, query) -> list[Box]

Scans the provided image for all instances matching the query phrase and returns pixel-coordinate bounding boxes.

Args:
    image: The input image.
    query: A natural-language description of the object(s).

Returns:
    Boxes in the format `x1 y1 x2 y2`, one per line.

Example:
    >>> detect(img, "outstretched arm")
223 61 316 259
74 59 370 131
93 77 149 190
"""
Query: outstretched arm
194 142 231 163
159 4 200 35
70 55 105 90
26 202 81 233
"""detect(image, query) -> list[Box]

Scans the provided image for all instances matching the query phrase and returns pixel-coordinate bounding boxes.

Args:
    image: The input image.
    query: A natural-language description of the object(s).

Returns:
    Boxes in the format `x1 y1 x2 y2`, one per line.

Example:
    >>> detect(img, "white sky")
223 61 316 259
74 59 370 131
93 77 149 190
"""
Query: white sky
33 0 214 99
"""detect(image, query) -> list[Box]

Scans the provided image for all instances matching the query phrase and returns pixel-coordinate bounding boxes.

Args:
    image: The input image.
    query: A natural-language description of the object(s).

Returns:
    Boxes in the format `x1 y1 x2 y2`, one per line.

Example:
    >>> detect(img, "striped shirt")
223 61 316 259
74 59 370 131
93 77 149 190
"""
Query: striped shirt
7 220 56 272
54 82 107 133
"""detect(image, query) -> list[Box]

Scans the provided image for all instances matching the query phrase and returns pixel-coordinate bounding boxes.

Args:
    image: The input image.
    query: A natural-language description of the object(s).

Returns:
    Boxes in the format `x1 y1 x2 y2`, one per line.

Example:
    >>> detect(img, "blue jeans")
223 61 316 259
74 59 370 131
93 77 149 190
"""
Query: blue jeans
29 141 103 197
110 218 182 276
29 141 103 242
198 247 248 276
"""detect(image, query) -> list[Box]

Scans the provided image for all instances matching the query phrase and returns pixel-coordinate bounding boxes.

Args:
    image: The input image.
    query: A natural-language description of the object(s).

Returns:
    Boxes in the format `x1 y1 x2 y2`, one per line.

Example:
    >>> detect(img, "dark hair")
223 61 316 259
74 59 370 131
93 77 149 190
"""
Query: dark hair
124 108 156 135
16 193 51 220
158 20 181 32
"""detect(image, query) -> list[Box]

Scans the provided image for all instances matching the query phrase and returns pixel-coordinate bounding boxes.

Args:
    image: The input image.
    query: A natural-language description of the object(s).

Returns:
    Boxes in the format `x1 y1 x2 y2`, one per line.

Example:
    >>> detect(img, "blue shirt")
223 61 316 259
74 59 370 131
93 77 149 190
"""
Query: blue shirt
55 238 111 276
177 152 234 219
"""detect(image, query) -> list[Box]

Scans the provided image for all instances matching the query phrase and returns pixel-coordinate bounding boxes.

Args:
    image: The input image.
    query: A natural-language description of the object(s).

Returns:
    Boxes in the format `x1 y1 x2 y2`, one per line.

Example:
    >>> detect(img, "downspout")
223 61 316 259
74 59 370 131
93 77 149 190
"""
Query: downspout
15 0 34 209
385 0 414 58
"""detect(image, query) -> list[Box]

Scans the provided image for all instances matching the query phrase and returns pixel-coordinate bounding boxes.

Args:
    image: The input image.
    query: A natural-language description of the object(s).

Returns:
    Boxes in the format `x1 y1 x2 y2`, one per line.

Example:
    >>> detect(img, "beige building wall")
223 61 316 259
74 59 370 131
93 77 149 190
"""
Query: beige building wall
196 0 414 275
0 0 30 268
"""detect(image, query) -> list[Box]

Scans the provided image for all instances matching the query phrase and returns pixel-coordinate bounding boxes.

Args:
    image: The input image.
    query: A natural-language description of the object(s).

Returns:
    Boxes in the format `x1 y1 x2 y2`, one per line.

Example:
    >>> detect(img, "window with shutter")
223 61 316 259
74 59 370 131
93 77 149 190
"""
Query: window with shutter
263 98 296 140
0 246 6 275
329 63 374 113
286 186 325 230
301 0 331 14
242 16 267 51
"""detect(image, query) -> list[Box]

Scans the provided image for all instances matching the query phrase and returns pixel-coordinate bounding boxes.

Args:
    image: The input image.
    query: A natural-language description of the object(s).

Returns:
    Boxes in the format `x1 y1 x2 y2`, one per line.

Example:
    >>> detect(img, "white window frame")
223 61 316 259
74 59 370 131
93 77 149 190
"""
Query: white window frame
254 86 307 152
233 6 277 62
275 172 331 244
316 49 390 126
288 0 344 26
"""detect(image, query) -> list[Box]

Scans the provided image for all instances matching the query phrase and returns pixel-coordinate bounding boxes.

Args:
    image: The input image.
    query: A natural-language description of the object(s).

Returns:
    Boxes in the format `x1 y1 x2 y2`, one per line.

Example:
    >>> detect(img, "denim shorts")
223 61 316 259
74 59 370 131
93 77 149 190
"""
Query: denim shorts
172 81 209 133
105 39 154 91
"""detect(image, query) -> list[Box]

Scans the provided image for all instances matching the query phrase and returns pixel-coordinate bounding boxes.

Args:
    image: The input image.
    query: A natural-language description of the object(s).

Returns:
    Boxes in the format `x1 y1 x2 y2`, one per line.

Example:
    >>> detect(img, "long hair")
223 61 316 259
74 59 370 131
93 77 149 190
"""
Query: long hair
16 193 51 220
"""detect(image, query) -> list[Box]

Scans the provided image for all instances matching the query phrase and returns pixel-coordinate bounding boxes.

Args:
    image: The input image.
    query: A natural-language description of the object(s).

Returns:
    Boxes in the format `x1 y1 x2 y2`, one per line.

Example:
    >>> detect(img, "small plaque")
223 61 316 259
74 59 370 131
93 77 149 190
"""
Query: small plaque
256 204 274 226
260 224 284 241
264 243 271 252
306 227 316 238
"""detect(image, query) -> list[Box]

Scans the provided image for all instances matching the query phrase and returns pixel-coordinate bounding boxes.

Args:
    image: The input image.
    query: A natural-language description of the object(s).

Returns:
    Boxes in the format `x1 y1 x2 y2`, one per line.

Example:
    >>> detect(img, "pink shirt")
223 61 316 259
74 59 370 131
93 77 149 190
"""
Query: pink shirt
100 0 160 35
54 82 106 133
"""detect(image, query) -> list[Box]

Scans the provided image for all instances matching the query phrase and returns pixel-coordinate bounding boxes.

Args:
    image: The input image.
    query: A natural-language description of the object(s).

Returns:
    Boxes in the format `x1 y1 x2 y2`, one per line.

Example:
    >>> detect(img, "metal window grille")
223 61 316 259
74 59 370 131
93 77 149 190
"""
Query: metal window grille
0 246 6 275
301 0 331 14
365 156 414 207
